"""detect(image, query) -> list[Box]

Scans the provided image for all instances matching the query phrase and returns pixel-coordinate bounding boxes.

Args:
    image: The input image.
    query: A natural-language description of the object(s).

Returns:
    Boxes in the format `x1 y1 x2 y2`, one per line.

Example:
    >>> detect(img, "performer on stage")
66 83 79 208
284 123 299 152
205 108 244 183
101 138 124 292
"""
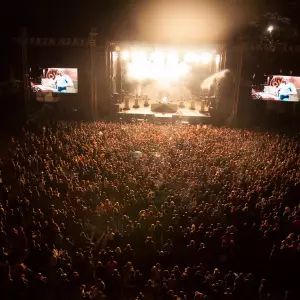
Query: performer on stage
277 78 296 101
55 70 74 92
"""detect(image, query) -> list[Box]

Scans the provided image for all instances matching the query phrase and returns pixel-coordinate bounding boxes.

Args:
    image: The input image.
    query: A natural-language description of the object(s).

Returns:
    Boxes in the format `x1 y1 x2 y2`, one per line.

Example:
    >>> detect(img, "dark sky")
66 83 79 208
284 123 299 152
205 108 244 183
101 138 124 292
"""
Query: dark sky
0 0 299 82
1 0 299 39
1 0 126 37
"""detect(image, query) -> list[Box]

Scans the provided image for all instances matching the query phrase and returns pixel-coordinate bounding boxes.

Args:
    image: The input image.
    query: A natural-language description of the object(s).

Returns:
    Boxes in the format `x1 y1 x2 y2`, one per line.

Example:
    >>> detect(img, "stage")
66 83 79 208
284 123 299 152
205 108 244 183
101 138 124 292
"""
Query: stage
115 97 211 123
107 43 221 124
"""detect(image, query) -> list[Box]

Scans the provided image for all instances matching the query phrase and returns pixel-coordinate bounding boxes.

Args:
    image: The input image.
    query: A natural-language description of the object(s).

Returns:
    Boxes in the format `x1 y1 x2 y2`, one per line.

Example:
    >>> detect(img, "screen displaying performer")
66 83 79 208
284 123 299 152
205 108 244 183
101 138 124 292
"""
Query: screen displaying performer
252 75 300 102
30 68 78 93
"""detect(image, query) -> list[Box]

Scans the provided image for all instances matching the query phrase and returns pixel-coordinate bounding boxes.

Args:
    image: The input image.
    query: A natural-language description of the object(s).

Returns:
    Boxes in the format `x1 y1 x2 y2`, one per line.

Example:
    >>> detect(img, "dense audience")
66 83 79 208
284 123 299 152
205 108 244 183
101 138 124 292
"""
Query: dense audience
0 121 300 300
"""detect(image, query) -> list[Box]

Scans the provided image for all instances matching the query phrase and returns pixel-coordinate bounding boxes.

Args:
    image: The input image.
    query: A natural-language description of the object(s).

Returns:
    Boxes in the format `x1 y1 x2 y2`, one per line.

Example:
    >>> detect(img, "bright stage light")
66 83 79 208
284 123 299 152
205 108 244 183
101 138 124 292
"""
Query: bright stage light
200 53 212 64
132 51 148 62
121 51 130 60
166 52 178 65
151 51 165 63
149 63 164 79
178 62 189 76
128 61 190 81
267 25 274 33
184 52 200 63
184 52 213 64
215 54 221 71
126 49 190 82
112 52 118 61
127 62 149 80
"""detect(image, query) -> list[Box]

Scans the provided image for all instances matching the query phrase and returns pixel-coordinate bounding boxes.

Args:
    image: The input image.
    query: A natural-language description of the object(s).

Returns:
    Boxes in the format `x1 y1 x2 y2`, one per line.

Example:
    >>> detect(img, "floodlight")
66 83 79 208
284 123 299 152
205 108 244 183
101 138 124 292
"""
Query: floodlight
184 52 200 63
200 53 212 64
121 51 130 60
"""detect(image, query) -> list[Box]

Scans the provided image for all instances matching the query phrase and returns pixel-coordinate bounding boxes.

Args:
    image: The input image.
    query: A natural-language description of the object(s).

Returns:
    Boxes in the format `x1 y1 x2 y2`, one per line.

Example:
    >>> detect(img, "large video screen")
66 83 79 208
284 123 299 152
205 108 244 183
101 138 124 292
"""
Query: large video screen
30 68 78 93
252 75 300 102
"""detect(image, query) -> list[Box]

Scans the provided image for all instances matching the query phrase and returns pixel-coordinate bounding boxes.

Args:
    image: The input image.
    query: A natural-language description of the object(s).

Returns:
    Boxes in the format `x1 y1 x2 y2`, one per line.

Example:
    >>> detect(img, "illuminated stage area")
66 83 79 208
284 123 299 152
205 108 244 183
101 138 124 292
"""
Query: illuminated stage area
117 95 210 121
107 43 221 121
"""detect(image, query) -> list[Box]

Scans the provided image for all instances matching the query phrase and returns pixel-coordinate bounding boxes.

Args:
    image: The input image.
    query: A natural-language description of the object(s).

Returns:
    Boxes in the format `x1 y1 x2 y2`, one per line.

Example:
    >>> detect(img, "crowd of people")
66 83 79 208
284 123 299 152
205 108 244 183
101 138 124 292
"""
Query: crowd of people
0 121 300 300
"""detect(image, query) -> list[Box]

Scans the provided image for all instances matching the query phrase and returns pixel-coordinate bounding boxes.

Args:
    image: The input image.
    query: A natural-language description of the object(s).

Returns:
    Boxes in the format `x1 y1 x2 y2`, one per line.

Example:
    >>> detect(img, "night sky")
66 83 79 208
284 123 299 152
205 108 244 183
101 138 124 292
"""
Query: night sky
1 0 299 39
1 0 127 37
0 0 299 36
0 0 300 81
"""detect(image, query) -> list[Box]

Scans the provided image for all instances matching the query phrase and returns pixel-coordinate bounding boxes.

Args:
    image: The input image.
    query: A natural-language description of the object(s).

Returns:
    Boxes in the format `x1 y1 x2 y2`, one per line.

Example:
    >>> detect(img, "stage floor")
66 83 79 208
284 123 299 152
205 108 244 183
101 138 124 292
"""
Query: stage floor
118 98 210 119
